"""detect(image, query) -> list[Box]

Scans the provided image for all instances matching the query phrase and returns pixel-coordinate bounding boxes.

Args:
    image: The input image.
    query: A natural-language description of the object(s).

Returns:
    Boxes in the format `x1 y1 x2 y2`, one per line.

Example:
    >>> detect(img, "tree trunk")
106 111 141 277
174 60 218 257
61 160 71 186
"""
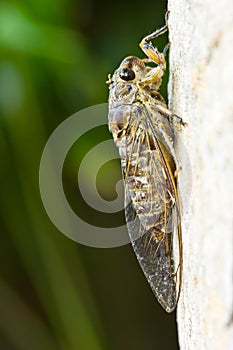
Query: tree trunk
167 1 233 349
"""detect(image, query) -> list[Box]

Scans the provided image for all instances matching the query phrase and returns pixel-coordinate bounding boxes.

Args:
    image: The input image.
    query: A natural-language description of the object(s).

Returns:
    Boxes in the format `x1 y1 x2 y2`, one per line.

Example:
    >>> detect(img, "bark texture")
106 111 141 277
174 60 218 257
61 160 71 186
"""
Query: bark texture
167 1 233 349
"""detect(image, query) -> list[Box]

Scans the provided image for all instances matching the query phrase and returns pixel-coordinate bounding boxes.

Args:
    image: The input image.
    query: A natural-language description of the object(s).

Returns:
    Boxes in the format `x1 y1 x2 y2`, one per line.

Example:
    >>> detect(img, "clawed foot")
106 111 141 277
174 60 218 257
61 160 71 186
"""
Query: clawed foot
169 114 188 128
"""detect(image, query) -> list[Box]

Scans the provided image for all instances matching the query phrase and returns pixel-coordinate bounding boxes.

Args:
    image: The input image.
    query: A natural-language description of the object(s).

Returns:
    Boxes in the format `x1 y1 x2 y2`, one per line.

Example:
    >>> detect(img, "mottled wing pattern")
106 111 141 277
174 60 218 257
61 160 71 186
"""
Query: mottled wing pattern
122 105 181 313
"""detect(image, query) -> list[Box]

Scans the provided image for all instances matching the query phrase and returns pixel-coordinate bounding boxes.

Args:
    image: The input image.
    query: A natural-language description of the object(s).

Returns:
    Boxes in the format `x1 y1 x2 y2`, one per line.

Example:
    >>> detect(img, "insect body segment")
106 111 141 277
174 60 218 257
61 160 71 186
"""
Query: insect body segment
108 17 183 312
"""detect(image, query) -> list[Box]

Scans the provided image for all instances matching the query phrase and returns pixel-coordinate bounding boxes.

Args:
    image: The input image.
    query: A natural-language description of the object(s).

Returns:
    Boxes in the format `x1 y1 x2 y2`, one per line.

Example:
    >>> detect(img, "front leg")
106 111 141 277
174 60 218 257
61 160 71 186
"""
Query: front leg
139 13 169 71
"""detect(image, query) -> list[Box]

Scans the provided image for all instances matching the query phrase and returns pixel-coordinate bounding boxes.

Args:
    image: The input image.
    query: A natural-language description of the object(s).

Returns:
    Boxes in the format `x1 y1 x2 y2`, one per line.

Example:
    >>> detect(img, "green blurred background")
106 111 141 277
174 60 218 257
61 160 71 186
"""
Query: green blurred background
0 0 179 349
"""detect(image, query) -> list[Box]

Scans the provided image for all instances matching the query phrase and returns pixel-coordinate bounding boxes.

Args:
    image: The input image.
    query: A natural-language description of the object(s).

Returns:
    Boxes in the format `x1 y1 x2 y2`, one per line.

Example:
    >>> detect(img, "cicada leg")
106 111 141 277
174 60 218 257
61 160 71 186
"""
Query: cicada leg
139 14 169 85
154 103 187 128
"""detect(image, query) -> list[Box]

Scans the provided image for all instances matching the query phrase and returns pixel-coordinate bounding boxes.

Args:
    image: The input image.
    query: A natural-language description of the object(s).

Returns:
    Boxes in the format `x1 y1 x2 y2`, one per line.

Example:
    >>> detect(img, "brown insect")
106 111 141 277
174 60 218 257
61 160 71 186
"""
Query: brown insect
107 14 185 312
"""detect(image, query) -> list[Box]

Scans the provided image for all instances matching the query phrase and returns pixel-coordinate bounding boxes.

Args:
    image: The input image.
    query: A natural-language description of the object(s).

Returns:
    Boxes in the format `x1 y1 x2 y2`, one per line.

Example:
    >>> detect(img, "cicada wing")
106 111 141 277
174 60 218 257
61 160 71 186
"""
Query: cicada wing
125 186 181 312
123 109 182 313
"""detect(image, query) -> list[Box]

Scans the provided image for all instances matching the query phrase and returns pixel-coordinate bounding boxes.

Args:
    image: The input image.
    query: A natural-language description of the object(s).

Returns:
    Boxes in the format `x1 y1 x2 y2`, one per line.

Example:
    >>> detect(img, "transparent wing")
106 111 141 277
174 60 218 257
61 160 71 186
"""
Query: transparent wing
122 105 182 313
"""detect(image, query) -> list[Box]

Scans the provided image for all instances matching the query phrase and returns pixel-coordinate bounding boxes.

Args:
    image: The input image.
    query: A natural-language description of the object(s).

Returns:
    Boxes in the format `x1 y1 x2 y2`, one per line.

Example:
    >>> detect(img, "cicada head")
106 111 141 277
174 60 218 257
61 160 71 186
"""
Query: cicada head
107 56 141 107
108 55 163 108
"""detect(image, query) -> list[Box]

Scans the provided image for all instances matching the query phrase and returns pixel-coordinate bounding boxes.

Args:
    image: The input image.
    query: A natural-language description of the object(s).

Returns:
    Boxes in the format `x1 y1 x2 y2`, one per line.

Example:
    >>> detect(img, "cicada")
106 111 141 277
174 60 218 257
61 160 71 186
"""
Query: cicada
107 15 185 312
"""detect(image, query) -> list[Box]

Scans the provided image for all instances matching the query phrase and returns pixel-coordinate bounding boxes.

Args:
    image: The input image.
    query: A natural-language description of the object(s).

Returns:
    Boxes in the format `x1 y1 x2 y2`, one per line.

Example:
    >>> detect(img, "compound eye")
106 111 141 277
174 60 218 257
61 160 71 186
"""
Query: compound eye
119 68 135 81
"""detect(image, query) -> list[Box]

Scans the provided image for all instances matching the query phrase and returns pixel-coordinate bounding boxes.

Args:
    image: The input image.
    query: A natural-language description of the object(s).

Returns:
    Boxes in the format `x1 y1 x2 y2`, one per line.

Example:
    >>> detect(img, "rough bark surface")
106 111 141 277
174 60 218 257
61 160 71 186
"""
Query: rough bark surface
167 1 233 349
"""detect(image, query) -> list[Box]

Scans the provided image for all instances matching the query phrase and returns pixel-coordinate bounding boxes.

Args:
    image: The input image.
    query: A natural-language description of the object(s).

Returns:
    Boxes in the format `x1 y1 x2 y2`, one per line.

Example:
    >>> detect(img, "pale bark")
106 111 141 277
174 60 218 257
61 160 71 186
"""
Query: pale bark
167 1 233 349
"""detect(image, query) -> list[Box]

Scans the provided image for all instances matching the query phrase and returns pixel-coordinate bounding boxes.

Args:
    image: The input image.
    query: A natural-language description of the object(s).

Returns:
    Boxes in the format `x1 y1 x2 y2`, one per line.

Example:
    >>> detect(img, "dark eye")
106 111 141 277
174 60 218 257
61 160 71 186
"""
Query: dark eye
119 68 135 81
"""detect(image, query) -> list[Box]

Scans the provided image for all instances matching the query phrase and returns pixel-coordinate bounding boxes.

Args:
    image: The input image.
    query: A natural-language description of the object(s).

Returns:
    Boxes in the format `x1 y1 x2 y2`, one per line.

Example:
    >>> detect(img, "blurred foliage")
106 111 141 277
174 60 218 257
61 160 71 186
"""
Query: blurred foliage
0 0 179 349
